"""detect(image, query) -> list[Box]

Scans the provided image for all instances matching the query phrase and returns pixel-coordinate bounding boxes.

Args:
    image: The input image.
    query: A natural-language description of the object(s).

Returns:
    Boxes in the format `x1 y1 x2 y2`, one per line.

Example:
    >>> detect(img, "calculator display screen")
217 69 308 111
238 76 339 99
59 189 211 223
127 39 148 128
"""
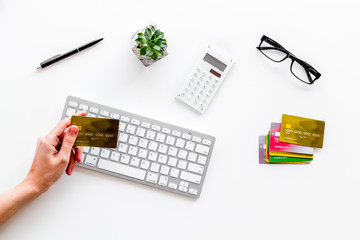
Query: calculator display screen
203 53 227 72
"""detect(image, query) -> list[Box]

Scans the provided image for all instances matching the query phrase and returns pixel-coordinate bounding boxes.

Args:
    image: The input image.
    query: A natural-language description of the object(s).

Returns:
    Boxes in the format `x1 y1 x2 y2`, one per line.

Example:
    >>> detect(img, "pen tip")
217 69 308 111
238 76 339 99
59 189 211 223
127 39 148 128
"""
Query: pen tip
37 66 42 70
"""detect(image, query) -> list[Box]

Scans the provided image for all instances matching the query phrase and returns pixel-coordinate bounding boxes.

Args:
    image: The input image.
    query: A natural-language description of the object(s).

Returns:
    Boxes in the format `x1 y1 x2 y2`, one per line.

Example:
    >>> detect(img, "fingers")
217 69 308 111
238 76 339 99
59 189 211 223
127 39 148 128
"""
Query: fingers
58 126 79 164
74 146 83 163
66 150 76 175
49 111 86 138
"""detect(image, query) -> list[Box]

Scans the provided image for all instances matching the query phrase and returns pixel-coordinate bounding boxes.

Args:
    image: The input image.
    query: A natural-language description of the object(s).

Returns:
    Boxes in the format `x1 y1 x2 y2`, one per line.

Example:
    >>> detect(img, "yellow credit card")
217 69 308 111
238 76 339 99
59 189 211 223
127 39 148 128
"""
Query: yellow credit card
280 114 325 148
269 150 313 159
71 116 119 148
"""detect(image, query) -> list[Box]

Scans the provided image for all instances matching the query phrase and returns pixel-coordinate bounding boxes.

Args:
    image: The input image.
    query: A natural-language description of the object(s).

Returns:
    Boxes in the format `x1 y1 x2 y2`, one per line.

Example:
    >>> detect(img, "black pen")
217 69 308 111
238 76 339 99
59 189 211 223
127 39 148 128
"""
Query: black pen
37 38 103 69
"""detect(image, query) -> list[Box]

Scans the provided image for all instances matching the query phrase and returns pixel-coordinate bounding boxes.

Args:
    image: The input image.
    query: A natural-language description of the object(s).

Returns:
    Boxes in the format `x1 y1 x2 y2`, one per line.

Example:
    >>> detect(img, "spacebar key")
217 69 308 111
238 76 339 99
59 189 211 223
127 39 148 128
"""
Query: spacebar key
98 159 146 180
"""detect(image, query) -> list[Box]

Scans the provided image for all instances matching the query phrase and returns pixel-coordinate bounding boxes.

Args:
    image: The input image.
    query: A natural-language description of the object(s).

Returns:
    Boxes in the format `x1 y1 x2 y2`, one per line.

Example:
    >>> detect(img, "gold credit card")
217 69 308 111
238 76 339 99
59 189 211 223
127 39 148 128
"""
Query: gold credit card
71 116 119 148
280 114 325 148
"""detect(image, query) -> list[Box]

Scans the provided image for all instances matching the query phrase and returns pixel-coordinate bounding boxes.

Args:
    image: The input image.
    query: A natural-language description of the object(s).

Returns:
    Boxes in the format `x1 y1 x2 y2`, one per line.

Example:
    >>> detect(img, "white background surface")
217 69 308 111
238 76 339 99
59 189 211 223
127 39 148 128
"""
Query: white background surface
1 0 360 239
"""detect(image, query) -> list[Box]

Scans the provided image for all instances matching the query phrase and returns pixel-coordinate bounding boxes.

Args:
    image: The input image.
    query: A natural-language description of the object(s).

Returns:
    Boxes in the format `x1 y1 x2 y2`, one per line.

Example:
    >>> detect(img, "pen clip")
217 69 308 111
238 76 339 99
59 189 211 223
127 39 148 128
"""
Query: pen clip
40 54 61 65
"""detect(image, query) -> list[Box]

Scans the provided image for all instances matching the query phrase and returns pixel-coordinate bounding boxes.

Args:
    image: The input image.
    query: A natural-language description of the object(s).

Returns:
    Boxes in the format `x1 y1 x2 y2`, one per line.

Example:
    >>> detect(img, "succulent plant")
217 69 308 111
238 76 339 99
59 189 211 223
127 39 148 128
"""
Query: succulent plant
135 26 167 60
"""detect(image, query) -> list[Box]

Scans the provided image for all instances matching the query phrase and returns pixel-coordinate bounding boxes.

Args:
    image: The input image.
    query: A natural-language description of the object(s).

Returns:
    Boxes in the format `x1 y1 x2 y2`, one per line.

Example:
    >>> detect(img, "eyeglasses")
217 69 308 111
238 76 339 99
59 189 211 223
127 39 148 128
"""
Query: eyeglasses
256 35 321 85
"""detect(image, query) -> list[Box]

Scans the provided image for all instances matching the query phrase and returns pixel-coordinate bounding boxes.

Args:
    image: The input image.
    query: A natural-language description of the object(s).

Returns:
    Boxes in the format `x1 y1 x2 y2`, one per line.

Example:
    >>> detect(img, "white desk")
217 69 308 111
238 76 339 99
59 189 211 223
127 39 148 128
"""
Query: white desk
1 0 360 239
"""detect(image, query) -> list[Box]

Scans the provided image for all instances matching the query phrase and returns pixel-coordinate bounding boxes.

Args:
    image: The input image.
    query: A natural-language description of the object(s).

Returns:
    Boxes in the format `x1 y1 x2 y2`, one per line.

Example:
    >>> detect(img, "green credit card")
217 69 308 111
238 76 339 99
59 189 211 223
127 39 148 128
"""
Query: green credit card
71 116 119 148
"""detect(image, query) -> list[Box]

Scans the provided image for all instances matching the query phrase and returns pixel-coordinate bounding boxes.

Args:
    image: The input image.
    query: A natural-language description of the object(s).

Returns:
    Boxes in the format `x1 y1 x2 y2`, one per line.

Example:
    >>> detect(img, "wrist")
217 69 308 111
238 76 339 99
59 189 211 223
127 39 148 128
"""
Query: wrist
22 177 46 197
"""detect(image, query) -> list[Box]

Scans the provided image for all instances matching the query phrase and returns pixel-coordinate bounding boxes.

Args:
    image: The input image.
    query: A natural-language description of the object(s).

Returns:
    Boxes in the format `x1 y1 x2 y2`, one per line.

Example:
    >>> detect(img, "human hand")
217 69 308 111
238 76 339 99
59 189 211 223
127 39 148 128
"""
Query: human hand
24 111 86 193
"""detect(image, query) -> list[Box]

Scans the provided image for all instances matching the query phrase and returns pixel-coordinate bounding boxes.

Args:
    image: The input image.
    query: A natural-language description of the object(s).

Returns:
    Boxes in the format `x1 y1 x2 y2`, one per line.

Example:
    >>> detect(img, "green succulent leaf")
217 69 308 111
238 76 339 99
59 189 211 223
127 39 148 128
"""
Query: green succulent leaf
140 46 148 55
135 37 146 46
158 49 164 56
158 32 164 39
159 40 167 48
154 29 161 39
153 45 161 51
146 47 154 56
137 32 145 38
145 27 152 40
151 51 158 60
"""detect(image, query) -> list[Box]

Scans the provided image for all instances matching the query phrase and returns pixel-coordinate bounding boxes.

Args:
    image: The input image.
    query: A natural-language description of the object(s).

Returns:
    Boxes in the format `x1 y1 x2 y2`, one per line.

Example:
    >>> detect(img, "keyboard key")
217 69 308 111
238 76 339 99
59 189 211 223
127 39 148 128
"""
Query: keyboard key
180 181 189 187
129 136 139 145
87 113 96 117
79 104 88 110
69 101 78 108
166 136 175 145
175 139 185 148
179 186 188 192
126 125 136 134
156 133 166 143
188 152 197 162
110 151 120 161
81 154 85 163
178 160 188 170
141 122 150 128
121 116 129 122
110 113 120 119
150 163 160 172
195 144 210 155
159 176 169 186
83 146 90 153
118 143 128 153
100 110 109 117
188 162 204 174
131 119 140 125
130 157 140 167
180 171 202 184
90 147 100 156
89 107 99 114
168 157 177 167
152 125 161 131
98 159 146 180
138 138 148 148
128 146 138 156
170 168 180 178
138 149 148 159
189 189 198 195
120 155 130 164
160 165 170 175
140 160 150 170
146 130 156 140
198 155 207 165
85 155 97 166
178 150 188 159
185 142 195 151
146 172 158 184
158 155 168 164
192 136 201 143
172 131 181 137
168 147 178 157
182 133 191 140
202 139 212 146
148 141 158 151
136 128 146 137
162 128 171 134
158 144 168 154
100 149 110 159
66 108 76 116
168 182 177 190
148 152 158 161
119 133 129 142
119 122 126 132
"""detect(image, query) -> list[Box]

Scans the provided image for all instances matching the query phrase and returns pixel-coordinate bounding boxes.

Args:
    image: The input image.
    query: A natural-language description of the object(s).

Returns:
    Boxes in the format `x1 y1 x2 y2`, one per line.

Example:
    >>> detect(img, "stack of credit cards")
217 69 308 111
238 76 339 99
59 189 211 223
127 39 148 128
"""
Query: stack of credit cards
259 114 325 164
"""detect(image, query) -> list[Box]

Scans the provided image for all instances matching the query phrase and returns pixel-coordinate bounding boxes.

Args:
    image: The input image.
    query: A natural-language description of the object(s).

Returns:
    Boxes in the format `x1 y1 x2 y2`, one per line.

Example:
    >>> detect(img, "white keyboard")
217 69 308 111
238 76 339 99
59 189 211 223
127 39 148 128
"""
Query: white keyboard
62 96 216 198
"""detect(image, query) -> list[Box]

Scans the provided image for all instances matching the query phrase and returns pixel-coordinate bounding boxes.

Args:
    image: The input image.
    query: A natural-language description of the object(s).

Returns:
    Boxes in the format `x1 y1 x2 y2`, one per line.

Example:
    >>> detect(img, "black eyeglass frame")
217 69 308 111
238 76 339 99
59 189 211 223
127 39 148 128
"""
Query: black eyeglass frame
256 35 321 85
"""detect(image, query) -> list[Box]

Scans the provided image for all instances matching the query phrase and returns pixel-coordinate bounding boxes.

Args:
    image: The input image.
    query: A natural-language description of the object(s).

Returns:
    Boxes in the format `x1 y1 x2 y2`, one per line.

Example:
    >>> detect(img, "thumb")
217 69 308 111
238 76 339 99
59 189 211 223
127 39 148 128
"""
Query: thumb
58 126 79 160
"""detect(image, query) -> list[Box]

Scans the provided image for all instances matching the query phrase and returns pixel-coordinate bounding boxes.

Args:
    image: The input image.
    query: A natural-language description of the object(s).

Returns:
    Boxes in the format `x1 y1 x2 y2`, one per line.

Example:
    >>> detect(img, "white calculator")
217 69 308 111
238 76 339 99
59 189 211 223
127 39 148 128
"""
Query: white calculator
176 46 233 113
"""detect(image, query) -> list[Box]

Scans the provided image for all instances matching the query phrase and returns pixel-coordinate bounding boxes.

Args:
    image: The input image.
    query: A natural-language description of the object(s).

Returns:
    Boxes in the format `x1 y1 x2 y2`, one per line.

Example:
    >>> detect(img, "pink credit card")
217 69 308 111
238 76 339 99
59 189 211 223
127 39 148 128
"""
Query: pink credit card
270 123 314 155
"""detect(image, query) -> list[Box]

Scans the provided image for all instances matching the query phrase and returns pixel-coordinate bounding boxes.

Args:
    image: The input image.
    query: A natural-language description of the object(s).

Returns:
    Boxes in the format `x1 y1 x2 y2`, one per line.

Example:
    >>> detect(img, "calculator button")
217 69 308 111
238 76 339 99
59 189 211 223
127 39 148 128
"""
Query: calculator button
202 72 206 76
199 77 204 81
196 68 200 72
